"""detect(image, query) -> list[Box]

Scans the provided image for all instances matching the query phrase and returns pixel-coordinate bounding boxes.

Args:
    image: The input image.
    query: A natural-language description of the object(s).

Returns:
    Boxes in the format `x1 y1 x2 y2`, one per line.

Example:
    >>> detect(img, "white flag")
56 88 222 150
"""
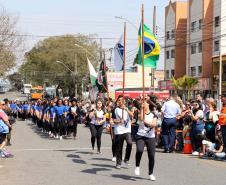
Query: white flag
87 58 97 86
114 35 124 71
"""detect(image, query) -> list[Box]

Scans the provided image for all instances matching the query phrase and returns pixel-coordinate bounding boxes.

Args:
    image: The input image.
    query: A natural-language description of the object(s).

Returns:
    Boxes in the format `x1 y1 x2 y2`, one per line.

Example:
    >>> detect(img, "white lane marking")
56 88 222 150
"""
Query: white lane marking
11 147 112 152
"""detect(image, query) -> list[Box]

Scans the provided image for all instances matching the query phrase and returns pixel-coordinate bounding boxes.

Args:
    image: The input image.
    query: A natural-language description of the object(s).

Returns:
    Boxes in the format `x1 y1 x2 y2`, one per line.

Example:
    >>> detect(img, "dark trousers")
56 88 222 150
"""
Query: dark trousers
161 117 177 151
56 115 65 136
115 133 132 165
110 127 116 157
136 136 155 175
90 124 103 152
221 125 226 153
68 119 78 137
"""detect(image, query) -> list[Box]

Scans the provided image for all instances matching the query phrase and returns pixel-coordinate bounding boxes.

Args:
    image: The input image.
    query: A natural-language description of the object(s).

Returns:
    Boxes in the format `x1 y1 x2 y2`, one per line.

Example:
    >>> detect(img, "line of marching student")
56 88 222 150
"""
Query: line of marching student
1 93 226 181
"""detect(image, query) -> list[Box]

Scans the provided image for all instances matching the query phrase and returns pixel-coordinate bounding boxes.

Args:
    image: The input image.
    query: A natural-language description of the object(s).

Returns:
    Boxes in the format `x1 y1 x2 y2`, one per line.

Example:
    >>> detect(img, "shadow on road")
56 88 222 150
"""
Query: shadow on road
111 174 143 181
91 163 115 169
75 151 94 155
81 167 111 174
72 159 87 164
67 154 80 158
91 157 112 162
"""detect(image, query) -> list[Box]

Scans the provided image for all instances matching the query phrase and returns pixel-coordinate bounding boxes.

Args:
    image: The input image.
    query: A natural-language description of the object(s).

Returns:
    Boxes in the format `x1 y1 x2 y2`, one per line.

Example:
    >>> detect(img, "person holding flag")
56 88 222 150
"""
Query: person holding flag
113 95 133 169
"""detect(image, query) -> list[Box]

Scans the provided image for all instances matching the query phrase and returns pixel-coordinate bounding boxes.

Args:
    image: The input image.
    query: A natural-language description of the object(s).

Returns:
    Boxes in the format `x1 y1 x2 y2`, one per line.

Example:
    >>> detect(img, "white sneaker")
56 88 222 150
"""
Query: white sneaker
135 167 140 176
59 136 63 140
192 151 199 156
150 174 156 181
112 157 116 162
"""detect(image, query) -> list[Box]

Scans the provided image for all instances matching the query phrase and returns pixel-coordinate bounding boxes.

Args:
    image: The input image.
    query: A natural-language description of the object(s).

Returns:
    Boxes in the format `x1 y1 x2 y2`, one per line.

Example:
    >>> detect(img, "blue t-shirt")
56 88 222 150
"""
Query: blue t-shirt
23 104 30 111
10 103 18 112
48 106 55 118
54 105 66 116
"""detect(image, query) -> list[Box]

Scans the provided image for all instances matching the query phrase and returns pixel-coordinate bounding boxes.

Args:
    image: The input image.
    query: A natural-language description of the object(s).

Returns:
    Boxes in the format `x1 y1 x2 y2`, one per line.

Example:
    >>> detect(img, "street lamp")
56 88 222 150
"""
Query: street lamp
56 61 75 75
74 43 97 60
115 16 138 30
55 61 77 97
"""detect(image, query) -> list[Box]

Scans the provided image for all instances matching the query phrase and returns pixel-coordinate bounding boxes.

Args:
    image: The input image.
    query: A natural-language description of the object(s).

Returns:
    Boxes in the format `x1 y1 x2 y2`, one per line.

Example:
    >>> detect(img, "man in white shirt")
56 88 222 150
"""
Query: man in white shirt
161 95 181 153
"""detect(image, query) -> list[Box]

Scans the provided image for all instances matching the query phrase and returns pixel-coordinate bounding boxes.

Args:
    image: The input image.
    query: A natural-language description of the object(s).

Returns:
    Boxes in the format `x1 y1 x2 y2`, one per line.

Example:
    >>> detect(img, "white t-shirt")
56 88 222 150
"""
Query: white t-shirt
114 107 131 135
71 106 77 113
137 112 156 138
196 110 204 119
91 110 105 125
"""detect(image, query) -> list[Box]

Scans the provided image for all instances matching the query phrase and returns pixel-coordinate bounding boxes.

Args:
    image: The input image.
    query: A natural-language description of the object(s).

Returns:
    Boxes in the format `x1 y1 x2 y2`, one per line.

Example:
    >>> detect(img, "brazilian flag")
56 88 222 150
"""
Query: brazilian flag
138 24 160 68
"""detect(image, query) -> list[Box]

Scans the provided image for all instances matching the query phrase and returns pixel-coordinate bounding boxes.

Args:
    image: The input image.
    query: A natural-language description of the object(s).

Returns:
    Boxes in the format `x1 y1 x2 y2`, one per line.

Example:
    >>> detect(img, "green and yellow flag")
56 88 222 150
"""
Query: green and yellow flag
138 24 160 68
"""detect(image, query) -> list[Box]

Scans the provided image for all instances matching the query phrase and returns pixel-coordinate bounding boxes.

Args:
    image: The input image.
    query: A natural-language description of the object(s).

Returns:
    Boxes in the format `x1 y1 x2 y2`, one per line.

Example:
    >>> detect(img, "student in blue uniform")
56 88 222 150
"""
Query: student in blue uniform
22 101 30 121
10 100 19 119
53 99 66 140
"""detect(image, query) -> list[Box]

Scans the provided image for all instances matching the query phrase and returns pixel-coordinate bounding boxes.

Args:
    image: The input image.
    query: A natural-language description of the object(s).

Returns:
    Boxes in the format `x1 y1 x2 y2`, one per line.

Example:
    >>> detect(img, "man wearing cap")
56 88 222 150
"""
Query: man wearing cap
218 94 226 154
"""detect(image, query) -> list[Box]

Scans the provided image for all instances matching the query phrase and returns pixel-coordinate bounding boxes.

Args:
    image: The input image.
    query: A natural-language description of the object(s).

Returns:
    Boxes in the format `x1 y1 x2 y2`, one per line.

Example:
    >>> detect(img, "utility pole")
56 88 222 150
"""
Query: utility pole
151 5 156 93
74 53 78 98
219 50 222 110
100 38 103 67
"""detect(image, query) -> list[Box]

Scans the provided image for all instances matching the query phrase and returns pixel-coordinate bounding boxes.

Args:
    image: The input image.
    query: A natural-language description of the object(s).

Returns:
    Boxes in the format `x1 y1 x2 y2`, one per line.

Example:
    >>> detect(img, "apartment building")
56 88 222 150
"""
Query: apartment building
160 0 226 96
164 0 188 80
212 0 226 97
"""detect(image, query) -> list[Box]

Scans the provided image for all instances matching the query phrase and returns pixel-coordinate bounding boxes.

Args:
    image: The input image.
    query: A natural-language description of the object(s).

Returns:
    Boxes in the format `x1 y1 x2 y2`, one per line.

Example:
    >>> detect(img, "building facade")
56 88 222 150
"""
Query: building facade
160 0 226 97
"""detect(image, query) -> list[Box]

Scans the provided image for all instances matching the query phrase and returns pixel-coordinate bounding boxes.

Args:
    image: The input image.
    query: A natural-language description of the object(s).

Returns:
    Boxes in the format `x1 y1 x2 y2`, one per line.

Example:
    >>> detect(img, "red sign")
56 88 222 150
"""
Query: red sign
115 91 169 100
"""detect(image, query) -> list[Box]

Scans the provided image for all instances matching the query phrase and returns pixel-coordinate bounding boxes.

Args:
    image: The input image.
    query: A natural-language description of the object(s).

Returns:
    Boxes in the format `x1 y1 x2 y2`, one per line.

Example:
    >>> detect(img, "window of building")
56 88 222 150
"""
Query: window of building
215 16 220 27
214 40 220 52
171 49 175 58
171 70 175 77
191 21 196 32
171 29 175 39
198 42 202 53
191 67 196 76
191 44 197 54
166 50 170 59
166 31 170 40
198 66 202 76
199 19 203 30
166 70 170 79
223 64 226 81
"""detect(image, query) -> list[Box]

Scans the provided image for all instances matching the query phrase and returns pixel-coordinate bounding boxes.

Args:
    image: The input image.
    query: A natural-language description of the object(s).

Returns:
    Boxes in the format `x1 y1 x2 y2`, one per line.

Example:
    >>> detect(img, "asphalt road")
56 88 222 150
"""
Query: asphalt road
0 120 226 185
0 92 226 185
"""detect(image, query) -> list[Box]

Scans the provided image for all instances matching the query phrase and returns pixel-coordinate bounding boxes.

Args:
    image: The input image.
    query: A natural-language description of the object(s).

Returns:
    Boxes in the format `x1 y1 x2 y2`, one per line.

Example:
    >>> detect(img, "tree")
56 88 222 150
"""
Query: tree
19 34 100 97
0 7 23 76
171 75 198 100
7 72 23 90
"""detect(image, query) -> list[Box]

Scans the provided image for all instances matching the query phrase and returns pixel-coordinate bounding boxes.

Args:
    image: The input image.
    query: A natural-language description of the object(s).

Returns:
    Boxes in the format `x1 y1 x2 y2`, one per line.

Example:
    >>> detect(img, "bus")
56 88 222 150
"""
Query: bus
23 84 32 94
30 86 44 100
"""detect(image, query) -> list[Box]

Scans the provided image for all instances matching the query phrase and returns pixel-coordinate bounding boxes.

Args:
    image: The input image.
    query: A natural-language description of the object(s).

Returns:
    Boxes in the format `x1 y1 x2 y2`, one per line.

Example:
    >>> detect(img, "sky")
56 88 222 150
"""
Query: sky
0 0 172 70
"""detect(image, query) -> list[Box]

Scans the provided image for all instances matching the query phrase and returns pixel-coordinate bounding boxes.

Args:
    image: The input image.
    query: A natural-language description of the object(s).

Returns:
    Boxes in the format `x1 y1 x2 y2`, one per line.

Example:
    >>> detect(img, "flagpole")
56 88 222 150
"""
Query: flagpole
142 4 145 116
122 22 127 121
123 22 126 96
103 50 110 109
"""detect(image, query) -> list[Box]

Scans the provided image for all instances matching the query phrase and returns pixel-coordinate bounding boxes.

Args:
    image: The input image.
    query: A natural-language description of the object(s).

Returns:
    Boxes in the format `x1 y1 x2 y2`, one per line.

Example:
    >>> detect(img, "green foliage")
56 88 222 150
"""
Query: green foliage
7 72 23 90
20 34 100 97
171 75 198 100
0 8 22 76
